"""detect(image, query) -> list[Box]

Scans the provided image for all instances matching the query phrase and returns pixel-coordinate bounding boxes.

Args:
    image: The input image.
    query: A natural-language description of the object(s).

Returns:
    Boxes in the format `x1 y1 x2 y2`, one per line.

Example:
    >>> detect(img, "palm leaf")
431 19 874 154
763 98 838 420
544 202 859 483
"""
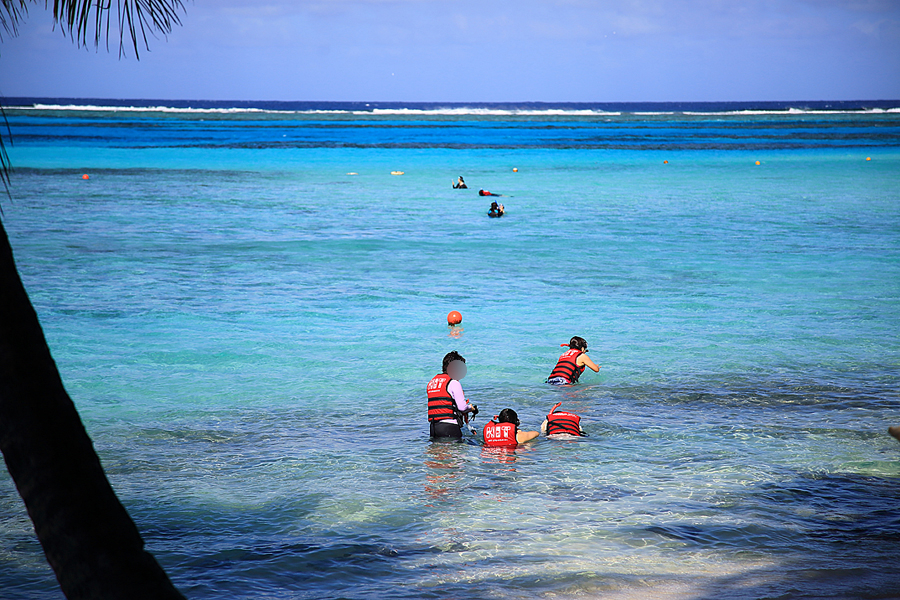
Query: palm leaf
52 0 186 58
0 1 28 40
0 0 185 196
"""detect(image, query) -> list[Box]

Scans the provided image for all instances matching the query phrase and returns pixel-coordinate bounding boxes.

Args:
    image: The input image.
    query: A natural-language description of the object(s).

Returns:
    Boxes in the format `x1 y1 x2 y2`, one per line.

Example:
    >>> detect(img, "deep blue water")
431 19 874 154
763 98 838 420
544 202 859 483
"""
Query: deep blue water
1 100 899 599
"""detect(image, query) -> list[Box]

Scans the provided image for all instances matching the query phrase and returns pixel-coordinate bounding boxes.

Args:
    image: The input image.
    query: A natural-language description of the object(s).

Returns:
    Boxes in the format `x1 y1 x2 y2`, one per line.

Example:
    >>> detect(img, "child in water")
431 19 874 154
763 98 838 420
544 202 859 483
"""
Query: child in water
483 408 539 446
547 336 600 384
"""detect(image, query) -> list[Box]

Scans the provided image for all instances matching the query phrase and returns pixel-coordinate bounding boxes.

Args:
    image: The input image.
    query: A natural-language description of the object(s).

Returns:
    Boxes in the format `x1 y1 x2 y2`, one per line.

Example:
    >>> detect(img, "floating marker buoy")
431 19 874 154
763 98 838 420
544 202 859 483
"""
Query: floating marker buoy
755 161 761 165
663 160 668 164
447 310 462 326
82 174 90 180
391 171 404 175
866 157 871 161
513 167 518 172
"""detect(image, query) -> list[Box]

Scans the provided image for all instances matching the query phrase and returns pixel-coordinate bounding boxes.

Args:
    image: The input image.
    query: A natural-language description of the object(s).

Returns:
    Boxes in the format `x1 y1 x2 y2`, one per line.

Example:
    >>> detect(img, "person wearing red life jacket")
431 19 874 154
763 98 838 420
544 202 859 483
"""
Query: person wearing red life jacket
546 336 600 385
427 350 478 439
540 402 586 437
482 408 539 447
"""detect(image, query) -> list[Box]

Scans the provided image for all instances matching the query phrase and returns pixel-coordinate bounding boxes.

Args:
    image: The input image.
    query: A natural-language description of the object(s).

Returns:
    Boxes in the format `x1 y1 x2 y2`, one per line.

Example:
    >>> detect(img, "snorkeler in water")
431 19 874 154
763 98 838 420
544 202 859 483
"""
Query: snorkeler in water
546 336 601 385
488 201 505 217
541 402 587 437
482 408 539 447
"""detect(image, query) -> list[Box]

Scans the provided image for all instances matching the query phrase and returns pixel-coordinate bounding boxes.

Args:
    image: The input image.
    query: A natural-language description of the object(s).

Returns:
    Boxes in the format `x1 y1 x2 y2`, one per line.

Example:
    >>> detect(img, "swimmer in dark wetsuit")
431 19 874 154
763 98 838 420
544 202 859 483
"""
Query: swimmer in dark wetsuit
487 201 505 217
453 176 467 189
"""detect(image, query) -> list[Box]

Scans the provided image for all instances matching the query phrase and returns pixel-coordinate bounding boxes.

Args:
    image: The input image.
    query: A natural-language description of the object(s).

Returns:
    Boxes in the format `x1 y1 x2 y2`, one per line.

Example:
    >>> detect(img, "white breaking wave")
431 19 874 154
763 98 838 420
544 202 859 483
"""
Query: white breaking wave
362 107 621 116
11 103 622 117
683 107 900 116
8 103 899 117
16 104 302 114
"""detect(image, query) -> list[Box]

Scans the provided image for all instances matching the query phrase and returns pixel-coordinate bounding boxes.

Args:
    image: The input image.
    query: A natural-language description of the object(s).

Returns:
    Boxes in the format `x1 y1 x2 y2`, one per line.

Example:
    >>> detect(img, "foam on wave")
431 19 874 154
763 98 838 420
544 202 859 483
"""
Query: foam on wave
9 102 900 117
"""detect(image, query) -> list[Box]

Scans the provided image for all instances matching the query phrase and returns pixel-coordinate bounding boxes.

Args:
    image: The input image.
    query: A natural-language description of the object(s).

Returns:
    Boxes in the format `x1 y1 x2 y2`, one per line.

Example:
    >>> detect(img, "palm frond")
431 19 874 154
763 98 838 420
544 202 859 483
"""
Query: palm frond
0 1 29 40
0 1 185 197
0 106 10 203
51 0 186 58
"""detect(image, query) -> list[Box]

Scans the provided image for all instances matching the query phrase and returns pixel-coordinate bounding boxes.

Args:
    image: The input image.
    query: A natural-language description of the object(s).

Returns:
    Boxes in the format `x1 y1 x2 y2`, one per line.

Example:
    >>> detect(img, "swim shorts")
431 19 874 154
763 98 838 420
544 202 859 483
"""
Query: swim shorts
430 420 463 439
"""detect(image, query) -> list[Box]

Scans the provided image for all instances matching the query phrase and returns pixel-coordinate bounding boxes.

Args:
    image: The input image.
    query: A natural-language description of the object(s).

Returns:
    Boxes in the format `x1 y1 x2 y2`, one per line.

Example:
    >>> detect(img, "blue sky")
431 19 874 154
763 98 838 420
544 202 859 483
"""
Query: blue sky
1 0 898 102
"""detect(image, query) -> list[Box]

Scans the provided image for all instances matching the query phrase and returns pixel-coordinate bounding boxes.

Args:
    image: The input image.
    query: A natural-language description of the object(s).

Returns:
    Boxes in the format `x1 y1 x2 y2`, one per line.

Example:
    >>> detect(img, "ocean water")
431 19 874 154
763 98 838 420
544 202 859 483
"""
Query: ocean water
1 100 899 599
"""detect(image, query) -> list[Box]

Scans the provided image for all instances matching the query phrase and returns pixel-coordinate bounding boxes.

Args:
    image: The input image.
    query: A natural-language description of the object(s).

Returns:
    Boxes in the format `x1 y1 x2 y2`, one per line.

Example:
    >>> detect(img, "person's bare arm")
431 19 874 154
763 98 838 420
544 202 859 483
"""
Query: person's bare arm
578 353 601 372
517 430 539 444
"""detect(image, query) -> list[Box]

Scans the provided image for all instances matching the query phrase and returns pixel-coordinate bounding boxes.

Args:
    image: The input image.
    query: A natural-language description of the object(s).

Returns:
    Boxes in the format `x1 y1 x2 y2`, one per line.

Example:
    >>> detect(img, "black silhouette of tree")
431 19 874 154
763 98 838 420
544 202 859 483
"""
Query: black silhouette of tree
1 2 187 598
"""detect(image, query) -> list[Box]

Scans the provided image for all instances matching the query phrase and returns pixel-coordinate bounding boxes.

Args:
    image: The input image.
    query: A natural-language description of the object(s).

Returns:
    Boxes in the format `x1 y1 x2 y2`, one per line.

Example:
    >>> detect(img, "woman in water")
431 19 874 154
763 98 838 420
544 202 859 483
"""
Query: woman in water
426 351 478 439
452 176 467 189
488 201 505 217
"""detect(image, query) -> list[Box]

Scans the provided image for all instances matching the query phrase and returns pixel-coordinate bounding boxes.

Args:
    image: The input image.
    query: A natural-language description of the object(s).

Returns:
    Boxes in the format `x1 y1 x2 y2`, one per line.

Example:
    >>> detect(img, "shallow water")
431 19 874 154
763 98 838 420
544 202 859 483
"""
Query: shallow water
1 101 899 599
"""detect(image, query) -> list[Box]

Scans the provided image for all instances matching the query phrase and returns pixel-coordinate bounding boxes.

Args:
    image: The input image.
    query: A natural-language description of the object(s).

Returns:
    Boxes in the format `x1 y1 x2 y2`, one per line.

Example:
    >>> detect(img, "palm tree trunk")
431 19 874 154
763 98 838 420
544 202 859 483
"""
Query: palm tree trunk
0 217 185 599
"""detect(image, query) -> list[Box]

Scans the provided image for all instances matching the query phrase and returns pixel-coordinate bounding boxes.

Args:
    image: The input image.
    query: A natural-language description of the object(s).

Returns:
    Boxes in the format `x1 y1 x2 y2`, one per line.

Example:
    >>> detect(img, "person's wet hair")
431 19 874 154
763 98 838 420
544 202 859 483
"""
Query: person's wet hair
498 408 520 426
442 350 466 373
569 336 588 351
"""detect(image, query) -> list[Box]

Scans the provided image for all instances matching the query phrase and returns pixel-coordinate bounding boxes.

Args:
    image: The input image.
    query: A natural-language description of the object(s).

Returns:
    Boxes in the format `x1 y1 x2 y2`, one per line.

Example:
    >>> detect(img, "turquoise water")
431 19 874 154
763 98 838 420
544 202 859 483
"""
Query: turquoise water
2 103 900 599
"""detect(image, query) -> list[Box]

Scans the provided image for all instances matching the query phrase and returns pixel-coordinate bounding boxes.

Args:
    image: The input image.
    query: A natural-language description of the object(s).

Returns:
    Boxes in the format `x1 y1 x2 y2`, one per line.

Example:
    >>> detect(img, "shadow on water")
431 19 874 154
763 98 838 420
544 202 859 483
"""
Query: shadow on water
5 382 898 599
148 462 900 599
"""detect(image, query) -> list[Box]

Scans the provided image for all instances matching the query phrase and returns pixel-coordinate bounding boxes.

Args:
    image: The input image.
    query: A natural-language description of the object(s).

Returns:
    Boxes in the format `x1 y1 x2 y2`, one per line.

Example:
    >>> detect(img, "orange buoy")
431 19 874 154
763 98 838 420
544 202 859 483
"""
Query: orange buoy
447 311 462 326
82 174 90 180
866 157 871 161
513 167 518 172
755 161 761 165
663 160 668 164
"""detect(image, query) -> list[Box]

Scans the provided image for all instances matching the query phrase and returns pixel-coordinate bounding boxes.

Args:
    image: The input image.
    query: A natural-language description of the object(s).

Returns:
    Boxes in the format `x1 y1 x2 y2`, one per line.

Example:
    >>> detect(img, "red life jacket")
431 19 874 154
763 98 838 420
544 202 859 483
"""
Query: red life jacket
548 349 585 383
427 373 460 423
483 419 518 447
546 402 583 436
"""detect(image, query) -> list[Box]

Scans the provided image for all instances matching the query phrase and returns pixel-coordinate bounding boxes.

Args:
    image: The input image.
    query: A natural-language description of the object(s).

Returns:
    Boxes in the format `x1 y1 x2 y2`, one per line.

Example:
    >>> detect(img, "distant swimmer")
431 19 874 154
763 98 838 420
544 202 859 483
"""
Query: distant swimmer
453 176 468 189
541 402 587 436
487 201 505 218
427 351 478 440
547 336 601 385
483 408 539 447
479 189 504 197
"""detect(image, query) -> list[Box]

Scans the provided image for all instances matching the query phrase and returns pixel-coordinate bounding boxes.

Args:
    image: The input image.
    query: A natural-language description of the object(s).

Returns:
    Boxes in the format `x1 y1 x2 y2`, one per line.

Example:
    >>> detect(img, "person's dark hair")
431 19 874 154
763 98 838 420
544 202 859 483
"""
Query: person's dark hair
490 201 498 209
459 176 465 181
498 408 520 426
569 336 588 351
442 350 466 373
